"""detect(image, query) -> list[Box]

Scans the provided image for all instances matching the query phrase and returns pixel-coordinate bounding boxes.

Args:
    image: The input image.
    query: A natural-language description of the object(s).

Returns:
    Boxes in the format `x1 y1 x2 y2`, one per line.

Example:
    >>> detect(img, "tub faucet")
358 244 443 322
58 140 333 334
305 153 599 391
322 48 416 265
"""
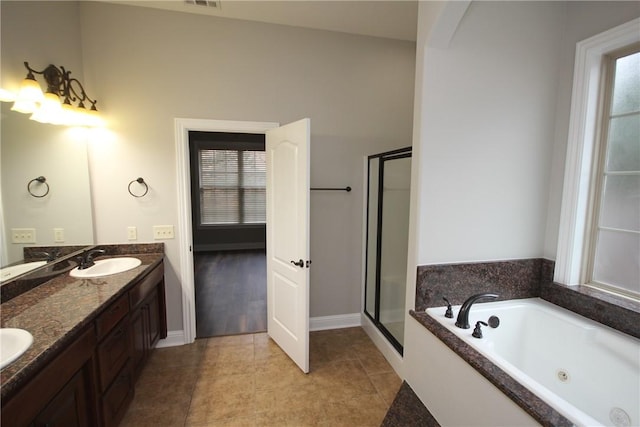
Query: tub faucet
78 249 106 270
455 292 499 329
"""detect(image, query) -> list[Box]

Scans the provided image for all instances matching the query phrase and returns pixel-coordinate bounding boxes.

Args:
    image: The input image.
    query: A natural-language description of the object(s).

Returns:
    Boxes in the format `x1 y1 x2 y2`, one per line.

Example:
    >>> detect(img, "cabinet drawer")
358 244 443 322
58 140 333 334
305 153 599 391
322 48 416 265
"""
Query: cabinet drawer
96 293 129 340
97 317 131 391
101 362 134 427
129 262 163 309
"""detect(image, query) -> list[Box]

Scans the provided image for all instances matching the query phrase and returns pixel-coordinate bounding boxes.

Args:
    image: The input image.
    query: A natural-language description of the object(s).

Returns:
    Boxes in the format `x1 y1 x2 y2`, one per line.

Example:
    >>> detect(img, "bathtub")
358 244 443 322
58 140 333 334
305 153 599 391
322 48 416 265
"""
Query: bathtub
425 298 640 427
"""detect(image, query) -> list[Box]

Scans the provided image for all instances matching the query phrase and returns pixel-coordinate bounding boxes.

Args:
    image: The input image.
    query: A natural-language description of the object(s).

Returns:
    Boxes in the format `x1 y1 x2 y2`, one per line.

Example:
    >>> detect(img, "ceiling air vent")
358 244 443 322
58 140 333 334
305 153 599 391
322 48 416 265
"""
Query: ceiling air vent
184 0 221 9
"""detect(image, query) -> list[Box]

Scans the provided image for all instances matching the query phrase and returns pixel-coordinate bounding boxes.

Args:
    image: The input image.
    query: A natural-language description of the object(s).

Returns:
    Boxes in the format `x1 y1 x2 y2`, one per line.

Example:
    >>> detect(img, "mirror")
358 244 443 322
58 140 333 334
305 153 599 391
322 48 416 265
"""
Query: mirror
0 102 94 268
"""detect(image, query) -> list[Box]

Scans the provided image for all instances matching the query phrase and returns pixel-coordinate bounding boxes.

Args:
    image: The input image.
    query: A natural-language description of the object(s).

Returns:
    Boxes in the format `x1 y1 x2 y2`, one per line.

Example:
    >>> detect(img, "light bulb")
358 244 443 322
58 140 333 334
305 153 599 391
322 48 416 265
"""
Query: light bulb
30 92 62 124
11 78 43 113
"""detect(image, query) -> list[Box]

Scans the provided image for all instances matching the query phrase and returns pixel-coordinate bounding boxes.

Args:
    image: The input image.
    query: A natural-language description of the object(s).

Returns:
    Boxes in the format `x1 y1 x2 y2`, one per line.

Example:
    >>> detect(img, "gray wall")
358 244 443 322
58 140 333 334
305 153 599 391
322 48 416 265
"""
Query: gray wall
76 2 415 329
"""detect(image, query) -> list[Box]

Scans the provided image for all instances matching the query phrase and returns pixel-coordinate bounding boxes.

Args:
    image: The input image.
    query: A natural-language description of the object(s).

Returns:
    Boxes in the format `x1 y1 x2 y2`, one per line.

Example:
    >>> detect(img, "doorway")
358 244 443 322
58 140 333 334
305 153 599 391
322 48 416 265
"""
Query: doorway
364 147 412 355
188 130 268 338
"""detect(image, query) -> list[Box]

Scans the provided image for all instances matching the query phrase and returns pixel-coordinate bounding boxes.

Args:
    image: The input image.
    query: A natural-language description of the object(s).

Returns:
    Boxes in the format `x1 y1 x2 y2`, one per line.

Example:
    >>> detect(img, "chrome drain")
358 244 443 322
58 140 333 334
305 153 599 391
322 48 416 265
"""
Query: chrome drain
610 407 631 427
557 370 570 382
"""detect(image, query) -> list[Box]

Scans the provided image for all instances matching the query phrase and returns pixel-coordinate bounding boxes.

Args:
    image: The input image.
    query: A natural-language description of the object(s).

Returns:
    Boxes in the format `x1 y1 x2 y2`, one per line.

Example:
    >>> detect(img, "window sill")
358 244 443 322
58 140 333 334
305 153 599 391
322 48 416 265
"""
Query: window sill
540 272 640 339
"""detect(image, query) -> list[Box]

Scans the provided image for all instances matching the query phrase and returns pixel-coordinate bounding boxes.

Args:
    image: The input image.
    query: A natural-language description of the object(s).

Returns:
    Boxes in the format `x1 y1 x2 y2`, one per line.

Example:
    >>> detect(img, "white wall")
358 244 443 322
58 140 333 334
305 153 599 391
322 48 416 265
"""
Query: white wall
75 2 415 331
543 1 640 259
403 0 640 420
416 1 564 265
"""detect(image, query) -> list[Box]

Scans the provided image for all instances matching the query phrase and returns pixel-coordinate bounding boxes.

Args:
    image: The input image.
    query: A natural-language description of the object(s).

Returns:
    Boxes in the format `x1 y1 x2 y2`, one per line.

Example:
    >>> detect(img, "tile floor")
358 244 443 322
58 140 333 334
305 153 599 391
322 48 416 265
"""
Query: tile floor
120 327 401 427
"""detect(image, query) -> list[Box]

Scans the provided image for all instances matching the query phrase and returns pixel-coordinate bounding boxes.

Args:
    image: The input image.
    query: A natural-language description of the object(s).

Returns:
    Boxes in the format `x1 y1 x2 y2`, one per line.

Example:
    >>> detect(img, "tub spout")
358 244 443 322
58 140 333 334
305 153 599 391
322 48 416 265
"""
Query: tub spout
455 293 499 329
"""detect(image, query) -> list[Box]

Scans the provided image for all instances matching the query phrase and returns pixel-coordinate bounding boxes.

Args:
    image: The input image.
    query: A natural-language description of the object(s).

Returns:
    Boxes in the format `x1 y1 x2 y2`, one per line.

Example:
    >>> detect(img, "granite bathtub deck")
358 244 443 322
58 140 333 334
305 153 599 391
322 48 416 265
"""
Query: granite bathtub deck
410 310 573 427
0 252 163 400
382 381 440 427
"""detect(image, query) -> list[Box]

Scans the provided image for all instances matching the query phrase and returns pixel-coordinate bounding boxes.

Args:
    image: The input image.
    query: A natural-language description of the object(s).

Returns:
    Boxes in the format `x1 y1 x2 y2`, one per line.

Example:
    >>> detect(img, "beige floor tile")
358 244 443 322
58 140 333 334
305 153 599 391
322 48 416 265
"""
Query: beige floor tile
145 340 206 370
120 400 189 427
123 328 402 427
254 337 286 360
187 389 256 424
208 333 255 348
323 393 388 427
355 347 394 375
187 415 257 427
369 371 403 406
189 373 256 424
255 363 311 391
311 359 378 401
256 409 325 427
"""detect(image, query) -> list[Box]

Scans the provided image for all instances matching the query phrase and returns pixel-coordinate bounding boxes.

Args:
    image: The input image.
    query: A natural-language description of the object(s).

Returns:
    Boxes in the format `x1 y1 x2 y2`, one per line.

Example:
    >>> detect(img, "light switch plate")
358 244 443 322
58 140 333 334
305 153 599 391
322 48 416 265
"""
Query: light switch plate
11 228 36 243
54 228 64 243
153 225 174 240
127 226 137 241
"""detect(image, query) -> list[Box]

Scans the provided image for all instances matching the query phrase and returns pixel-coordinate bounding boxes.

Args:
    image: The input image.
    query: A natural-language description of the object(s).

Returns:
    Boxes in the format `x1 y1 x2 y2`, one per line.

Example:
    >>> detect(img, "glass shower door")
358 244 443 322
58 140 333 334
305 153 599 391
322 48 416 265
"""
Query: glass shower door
364 148 411 354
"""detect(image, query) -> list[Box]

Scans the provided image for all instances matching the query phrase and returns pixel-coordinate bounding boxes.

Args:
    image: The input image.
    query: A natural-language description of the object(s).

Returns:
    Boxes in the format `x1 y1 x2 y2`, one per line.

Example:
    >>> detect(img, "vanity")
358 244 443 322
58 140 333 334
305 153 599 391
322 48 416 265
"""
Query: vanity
0 244 166 427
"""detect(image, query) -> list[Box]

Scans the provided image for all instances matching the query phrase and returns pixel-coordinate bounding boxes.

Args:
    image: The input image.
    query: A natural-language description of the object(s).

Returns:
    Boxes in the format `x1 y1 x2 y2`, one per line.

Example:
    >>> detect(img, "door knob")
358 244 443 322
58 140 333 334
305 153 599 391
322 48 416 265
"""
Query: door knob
290 259 304 267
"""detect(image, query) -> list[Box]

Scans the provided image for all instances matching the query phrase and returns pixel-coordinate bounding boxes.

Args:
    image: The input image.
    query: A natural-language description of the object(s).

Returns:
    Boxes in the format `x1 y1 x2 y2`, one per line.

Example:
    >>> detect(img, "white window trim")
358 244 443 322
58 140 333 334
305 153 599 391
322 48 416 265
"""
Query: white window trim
555 17 640 286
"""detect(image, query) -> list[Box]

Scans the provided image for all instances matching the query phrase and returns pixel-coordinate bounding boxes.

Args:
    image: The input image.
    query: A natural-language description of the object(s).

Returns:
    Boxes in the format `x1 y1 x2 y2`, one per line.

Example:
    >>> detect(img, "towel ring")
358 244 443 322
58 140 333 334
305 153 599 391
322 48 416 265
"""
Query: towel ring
128 177 149 198
27 176 49 198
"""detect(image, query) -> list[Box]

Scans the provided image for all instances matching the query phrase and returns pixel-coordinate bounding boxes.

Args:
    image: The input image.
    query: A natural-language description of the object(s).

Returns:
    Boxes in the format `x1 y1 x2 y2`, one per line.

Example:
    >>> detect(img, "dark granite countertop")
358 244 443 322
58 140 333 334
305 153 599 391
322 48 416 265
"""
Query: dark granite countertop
410 310 573 427
0 249 163 400
382 381 440 427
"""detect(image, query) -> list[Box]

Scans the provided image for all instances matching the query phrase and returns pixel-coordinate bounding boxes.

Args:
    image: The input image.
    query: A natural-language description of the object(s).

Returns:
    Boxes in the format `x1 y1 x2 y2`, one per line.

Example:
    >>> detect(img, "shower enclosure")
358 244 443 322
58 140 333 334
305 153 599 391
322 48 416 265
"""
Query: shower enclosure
364 147 411 354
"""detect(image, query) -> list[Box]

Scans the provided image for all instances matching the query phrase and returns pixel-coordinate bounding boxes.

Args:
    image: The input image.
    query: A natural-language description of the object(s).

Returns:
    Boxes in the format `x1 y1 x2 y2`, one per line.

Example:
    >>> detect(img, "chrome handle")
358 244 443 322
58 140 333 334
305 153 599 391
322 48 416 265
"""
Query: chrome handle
290 259 304 267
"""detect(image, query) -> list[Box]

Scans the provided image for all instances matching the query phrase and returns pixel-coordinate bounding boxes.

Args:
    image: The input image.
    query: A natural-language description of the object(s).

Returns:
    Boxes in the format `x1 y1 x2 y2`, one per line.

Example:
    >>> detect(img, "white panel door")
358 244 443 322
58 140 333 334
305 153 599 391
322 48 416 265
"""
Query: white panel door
265 118 310 373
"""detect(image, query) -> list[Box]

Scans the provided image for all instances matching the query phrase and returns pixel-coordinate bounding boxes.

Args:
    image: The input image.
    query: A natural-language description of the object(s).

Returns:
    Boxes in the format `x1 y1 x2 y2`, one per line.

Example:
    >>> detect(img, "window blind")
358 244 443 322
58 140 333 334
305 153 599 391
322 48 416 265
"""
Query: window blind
198 149 266 224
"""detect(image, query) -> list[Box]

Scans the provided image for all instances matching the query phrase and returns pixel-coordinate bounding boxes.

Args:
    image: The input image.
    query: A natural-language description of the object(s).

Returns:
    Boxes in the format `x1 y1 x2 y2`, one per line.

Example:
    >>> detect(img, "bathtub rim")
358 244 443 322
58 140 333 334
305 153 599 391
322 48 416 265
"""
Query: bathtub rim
424 297 631 427
410 299 576 427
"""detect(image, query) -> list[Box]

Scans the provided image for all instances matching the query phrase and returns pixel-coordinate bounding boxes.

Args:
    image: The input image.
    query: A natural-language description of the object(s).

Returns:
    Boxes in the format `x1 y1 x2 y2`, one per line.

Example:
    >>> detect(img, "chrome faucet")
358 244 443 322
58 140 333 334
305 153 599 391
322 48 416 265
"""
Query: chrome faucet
78 249 106 270
455 292 499 329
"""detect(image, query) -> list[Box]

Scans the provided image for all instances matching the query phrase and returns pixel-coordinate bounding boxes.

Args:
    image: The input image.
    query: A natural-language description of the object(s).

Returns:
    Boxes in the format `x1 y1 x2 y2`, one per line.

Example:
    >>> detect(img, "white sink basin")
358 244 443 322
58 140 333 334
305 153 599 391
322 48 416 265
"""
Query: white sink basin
0 328 33 369
70 257 141 278
0 261 47 282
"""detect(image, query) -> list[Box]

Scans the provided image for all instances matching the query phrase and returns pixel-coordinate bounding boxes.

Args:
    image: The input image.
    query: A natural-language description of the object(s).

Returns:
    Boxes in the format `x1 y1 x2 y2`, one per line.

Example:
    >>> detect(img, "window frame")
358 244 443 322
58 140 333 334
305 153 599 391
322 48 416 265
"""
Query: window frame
583 45 640 298
555 17 640 298
197 148 266 226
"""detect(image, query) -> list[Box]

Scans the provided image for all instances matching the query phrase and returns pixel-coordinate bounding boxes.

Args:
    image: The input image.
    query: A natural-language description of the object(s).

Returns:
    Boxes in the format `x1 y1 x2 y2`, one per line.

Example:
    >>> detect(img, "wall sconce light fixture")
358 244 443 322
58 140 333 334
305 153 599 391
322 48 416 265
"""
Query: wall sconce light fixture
2 62 104 127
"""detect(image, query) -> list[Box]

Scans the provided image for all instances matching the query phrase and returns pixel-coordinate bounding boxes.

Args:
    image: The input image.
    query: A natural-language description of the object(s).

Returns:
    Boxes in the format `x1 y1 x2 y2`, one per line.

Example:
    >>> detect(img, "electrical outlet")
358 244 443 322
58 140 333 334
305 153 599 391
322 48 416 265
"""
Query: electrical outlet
127 226 137 241
54 228 64 243
11 228 36 243
153 225 174 240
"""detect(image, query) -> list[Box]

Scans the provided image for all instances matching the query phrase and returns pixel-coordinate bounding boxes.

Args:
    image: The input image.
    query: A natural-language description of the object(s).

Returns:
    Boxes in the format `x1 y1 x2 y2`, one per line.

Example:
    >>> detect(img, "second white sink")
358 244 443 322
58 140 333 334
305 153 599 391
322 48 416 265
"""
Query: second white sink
0 261 47 282
70 257 141 278
0 328 33 369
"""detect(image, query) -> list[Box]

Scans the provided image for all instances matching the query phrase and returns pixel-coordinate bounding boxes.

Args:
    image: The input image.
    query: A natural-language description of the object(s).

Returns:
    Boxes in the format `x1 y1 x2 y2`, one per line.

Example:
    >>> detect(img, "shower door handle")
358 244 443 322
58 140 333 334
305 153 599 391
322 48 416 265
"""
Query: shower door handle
290 259 304 268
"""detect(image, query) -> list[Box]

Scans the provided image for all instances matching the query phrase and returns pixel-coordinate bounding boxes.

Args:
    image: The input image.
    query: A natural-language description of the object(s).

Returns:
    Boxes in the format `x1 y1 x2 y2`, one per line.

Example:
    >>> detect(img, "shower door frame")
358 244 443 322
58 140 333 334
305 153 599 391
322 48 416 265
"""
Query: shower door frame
363 146 411 355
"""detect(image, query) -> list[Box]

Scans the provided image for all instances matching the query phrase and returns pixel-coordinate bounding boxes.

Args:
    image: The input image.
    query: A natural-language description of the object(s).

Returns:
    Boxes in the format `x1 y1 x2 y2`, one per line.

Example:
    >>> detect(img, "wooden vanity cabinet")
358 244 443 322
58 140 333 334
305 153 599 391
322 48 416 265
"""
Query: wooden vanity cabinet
1 327 98 427
1 260 167 427
129 264 166 379
95 292 133 427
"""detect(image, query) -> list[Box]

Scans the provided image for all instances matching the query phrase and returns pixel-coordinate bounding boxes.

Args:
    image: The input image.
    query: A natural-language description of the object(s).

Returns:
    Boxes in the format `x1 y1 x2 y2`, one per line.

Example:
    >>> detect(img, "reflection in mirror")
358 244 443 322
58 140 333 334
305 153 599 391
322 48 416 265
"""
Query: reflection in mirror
0 102 94 268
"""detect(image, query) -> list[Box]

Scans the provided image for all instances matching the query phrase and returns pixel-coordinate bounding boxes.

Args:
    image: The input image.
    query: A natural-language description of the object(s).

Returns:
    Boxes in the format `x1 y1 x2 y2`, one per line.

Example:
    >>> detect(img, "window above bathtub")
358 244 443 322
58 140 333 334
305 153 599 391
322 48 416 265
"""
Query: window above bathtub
556 18 640 300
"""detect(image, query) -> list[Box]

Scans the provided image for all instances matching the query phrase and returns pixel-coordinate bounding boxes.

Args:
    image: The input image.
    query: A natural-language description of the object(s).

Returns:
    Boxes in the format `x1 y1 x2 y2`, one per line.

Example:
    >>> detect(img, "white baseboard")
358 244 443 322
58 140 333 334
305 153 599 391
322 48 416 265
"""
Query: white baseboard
156 314 361 348
156 330 186 348
310 313 361 331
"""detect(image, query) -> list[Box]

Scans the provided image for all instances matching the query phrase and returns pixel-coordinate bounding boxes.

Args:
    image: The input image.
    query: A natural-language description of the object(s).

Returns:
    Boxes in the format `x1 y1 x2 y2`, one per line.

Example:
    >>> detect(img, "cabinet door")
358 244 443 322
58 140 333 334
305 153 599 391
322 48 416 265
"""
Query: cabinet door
147 288 161 350
131 306 147 379
101 362 134 427
32 367 91 427
97 317 131 391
